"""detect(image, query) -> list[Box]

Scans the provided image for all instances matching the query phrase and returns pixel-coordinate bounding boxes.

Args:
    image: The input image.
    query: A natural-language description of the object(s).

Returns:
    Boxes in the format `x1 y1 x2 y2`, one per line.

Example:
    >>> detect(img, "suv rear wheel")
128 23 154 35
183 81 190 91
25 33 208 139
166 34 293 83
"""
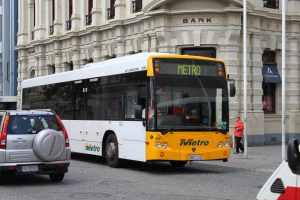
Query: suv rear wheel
49 173 65 182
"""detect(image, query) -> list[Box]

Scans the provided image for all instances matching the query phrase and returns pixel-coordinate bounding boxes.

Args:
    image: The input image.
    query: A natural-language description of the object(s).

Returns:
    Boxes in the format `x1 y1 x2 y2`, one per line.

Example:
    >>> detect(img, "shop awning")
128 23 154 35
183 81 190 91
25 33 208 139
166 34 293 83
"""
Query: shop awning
262 64 281 83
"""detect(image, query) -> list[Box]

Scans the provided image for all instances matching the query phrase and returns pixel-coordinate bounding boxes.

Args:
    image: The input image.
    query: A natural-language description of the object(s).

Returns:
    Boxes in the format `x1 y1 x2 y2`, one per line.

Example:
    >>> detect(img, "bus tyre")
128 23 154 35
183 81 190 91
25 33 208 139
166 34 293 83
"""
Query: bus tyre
170 161 188 167
49 173 65 182
105 134 122 168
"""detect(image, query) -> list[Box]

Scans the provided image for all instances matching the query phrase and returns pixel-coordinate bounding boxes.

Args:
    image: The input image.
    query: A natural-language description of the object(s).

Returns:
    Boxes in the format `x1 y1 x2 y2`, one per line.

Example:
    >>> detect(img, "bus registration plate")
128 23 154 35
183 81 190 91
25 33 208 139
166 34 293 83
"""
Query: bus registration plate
21 165 39 172
189 155 202 160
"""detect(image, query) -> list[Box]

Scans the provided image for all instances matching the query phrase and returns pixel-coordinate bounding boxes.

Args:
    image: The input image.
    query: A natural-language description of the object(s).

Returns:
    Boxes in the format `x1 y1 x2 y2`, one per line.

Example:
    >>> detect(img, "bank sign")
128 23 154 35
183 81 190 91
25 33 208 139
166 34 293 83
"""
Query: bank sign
183 17 213 24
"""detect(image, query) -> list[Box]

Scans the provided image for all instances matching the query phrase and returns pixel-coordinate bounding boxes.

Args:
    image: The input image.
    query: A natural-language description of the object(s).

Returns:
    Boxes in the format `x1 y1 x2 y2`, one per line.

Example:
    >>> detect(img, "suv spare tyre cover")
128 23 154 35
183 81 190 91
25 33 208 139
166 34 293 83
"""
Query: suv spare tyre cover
33 129 65 161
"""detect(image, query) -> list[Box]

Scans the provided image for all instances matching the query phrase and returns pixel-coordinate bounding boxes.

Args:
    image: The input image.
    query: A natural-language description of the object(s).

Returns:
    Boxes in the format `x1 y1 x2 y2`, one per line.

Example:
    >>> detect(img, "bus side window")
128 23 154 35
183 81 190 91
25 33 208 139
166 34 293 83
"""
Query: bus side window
125 85 146 119
125 86 138 119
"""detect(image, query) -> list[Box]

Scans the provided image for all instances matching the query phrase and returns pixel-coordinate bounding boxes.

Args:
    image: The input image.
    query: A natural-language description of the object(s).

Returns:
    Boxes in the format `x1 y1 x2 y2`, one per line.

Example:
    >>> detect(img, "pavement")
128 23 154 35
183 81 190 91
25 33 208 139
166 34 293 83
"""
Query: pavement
202 145 283 173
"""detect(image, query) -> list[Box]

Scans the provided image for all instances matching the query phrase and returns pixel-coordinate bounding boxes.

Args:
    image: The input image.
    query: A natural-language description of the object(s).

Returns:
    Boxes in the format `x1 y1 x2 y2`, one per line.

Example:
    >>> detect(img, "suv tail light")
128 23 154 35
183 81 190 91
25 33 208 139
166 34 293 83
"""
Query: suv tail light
0 115 9 149
55 114 69 147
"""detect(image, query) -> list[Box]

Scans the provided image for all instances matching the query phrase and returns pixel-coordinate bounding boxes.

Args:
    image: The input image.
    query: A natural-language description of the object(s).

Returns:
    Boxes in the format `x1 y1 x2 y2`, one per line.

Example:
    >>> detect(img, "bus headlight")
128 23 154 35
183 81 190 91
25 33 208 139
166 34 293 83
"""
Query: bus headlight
218 143 223 148
155 142 162 148
162 143 168 149
218 142 229 148
155 142 167 149
223 142 229 148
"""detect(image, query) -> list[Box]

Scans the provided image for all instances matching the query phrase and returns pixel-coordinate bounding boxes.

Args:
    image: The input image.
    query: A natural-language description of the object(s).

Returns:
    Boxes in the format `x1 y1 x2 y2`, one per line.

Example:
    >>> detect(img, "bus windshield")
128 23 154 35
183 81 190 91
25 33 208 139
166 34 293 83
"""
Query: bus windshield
149 58 229 132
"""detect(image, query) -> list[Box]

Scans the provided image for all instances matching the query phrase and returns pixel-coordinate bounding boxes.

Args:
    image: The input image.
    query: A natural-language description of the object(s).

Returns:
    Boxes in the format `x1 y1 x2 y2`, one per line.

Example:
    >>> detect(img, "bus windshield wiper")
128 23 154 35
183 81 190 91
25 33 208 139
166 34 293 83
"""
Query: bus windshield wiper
161 128 174 135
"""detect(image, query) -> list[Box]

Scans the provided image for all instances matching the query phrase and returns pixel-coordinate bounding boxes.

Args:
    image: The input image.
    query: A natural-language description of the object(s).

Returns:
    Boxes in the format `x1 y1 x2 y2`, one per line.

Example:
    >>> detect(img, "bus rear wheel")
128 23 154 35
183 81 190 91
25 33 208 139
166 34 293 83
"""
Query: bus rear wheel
170 161 188 167
105 134 122 168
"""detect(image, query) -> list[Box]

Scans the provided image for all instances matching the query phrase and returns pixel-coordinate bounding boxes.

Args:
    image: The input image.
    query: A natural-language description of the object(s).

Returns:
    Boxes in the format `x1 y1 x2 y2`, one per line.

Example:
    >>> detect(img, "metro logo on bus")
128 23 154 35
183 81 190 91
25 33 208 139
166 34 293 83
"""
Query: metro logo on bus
85 144 100 152
180 139 209 146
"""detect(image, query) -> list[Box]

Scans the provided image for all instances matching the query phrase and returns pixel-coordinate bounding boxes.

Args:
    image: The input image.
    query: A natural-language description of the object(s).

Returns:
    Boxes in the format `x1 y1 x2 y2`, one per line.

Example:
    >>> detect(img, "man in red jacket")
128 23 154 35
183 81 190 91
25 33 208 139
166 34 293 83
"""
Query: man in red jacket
234 116 244 154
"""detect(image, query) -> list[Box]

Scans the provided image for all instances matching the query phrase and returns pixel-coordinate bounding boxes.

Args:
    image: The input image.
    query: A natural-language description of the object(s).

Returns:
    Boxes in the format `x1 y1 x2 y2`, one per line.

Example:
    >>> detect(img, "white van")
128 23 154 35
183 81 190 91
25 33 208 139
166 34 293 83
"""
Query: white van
257 138 300 200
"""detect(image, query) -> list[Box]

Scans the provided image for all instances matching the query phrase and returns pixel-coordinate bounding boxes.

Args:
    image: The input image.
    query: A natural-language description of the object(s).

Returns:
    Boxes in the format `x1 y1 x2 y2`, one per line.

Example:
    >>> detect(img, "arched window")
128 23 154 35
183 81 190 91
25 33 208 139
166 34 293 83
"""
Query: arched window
29 69 35 78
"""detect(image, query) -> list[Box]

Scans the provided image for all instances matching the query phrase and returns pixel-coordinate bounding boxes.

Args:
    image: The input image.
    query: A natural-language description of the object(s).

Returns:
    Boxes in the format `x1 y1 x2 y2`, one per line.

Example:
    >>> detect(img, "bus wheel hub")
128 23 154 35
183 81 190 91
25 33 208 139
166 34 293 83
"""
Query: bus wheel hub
107 142 116 159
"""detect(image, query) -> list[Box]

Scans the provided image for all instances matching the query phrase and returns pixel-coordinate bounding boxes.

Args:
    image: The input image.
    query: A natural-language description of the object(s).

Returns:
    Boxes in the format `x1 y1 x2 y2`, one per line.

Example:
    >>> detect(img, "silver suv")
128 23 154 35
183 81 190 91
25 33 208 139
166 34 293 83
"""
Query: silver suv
0 110 71 182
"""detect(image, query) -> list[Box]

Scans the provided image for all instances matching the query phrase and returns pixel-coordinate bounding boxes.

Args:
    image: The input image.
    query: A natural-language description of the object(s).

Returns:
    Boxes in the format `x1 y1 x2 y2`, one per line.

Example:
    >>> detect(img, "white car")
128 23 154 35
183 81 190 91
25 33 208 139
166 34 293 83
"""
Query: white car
257 138 300 200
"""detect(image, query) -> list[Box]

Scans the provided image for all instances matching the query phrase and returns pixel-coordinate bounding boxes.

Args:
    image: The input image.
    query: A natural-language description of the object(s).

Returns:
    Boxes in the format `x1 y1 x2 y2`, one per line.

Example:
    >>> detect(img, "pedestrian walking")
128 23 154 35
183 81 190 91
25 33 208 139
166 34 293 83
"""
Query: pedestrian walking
234 116 244 154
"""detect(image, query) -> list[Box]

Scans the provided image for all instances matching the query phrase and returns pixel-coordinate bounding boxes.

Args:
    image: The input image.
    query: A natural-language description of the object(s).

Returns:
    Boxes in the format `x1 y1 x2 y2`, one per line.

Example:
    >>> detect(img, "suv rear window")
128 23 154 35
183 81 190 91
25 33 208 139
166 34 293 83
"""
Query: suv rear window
7 115 62 135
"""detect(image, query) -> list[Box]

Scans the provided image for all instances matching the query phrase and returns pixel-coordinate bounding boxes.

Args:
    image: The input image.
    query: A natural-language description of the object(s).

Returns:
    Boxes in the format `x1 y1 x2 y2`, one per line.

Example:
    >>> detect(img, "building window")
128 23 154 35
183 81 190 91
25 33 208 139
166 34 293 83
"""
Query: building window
49 0 55 35
30 69 35 78
52 0 55 22
132 0 142 13
33 0 36 27
69 0 73 19
181 48 216 58
86 0 93 25
262 83 276 113
66 0 72 30
51 65 55 74
262 50 281 114
107 0 115 20
31 0 36 40
69 62 73 71
263 0 279 9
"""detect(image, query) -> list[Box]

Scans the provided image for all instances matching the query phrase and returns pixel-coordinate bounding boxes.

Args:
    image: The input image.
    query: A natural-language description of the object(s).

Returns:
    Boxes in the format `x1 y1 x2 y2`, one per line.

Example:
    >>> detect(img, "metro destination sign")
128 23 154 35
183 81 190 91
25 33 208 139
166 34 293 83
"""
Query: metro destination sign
154 58 225 78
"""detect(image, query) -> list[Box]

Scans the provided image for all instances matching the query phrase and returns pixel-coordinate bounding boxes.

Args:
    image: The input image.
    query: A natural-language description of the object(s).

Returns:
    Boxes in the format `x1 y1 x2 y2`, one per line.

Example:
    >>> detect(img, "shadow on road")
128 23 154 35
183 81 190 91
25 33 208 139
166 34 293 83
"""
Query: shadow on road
0 174 63 186
71 153 244 175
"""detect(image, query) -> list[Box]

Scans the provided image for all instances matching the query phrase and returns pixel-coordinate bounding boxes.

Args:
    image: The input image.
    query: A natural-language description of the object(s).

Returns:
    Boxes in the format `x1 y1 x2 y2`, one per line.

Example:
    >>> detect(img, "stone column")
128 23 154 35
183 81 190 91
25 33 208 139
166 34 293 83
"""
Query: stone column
286 23 300 136
150 34 158 52
18 0 28 45
72 0 81 31
53 0 62 35
248 30 265 145
17 51 28 109
27 0 35 40
54 53 62 73
35 0 46 40
142 35 150 52
115 26 125 57
92 0 102 26
37 55 46 76
115 0 126 20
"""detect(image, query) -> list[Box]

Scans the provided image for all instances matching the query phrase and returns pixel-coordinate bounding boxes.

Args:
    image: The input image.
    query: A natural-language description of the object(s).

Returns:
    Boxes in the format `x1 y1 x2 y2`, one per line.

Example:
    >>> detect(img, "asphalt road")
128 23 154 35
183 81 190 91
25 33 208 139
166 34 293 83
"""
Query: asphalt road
0 146 282 200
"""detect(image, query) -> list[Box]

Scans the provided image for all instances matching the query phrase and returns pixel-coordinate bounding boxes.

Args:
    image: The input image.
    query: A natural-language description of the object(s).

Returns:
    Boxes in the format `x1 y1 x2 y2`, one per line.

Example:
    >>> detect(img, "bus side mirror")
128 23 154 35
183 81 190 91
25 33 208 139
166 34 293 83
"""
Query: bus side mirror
135 104 143 119
287 138 300 174
228 79 236 97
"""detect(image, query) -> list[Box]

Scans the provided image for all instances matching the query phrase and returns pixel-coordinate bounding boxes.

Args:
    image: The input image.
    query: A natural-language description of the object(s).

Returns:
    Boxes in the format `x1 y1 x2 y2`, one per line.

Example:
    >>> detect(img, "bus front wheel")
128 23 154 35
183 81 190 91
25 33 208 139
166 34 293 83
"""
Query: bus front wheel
105 134 122 168
170 161 188 167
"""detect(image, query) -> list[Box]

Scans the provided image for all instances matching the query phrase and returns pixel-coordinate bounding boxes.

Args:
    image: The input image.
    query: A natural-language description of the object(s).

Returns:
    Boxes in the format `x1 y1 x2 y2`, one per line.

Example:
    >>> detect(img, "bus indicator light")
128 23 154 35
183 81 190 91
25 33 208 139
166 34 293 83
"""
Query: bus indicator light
160 152 164 157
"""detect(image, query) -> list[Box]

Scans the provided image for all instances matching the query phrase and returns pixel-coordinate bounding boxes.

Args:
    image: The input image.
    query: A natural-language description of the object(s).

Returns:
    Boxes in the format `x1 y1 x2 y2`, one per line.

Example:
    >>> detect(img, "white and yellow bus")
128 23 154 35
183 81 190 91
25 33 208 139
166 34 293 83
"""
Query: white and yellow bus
22 52 236 167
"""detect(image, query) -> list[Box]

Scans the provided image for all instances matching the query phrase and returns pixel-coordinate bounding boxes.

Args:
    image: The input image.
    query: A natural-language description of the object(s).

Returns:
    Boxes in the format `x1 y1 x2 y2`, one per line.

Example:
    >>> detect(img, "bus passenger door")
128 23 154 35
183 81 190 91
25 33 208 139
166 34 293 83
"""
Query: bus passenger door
81 78 103 155
67 80 86 153
122 85 147 161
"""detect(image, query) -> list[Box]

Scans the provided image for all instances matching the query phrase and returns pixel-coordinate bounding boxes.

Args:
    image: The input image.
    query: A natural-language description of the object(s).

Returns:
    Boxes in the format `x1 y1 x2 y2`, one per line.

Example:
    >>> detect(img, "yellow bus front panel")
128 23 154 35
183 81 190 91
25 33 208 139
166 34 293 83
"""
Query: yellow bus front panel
146 131 230 161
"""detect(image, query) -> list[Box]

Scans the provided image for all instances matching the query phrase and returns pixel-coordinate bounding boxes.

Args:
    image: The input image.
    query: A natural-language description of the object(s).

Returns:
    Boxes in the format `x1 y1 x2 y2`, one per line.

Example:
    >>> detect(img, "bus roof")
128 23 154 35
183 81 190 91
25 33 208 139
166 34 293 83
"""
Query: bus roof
22 52 225 88
23 52 161 88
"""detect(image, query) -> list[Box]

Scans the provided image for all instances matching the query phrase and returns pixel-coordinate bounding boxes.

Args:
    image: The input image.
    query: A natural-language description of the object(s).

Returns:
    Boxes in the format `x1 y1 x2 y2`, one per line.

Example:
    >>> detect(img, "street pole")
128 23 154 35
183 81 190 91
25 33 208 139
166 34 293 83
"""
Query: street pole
243 0 248 158
282 0 286 161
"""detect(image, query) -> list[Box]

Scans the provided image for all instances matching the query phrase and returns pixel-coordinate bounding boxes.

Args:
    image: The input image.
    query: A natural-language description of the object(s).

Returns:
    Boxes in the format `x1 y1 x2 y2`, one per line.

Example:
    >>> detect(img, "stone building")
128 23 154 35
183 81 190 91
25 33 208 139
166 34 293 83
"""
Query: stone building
17 0 300 145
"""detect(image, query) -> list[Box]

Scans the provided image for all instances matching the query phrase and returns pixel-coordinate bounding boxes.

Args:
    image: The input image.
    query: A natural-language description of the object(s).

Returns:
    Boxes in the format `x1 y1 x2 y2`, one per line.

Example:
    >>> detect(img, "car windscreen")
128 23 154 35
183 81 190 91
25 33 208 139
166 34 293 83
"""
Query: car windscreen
7 115 62 135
